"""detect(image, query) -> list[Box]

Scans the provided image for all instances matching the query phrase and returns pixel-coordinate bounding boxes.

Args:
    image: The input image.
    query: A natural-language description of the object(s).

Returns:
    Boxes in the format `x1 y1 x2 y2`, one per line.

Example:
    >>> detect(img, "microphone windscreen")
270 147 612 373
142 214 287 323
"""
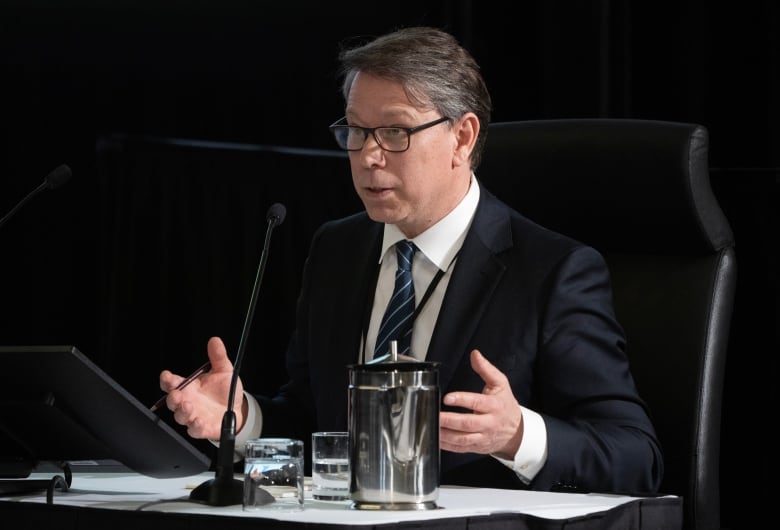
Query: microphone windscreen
266 202 287 225
45 164 72 190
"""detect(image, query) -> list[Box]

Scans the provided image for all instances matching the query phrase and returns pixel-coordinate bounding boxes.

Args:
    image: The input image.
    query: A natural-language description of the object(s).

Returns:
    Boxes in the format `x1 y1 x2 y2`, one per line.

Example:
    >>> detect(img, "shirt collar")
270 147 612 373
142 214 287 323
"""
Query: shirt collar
380 173 480 269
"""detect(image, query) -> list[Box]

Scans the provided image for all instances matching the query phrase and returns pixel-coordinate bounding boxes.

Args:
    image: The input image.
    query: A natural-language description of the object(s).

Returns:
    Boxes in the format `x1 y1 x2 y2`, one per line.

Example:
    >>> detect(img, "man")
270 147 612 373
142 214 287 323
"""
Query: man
161 26 663 494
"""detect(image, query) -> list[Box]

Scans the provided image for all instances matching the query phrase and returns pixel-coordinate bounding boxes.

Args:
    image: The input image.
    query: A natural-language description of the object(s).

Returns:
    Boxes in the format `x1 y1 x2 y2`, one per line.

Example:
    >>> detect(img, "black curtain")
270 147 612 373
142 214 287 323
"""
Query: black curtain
94 135 359 405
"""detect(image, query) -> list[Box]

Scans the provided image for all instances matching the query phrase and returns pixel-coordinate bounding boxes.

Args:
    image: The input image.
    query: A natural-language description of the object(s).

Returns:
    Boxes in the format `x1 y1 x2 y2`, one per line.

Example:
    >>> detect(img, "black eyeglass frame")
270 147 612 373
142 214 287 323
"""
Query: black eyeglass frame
328 116 451 152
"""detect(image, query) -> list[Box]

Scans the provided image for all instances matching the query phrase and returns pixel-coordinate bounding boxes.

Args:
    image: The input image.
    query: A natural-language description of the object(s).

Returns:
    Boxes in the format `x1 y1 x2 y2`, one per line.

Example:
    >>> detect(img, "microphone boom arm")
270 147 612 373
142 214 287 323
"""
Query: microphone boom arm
0 164 72 230
189 202 286 506
228 212 282 410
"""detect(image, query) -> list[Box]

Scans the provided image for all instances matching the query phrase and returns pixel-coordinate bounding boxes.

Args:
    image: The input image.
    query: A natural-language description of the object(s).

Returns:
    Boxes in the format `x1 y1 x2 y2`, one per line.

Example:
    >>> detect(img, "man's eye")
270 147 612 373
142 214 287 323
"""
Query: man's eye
381 128 404 138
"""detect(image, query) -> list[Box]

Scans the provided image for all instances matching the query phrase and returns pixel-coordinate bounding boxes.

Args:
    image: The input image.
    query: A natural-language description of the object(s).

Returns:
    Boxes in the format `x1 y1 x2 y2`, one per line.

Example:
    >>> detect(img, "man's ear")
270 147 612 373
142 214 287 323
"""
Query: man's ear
452 113 480 168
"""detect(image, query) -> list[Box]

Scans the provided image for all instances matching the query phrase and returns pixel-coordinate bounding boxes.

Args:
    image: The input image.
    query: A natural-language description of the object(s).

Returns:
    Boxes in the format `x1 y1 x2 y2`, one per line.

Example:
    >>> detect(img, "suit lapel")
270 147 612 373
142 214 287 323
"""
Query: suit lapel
427 190 513 391
323 221 383 377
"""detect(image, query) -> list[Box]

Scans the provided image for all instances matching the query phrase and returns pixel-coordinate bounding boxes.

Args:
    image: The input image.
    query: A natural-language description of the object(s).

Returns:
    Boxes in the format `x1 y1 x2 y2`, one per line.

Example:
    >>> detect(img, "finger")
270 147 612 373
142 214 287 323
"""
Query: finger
171 397 193 425
186 415 209 439
159 369 185 392
166 386 187 410
443 390 493 413
469 349 509 391
440 410 489 433
207 336 234 372
440 430 477 453
440 420 495 454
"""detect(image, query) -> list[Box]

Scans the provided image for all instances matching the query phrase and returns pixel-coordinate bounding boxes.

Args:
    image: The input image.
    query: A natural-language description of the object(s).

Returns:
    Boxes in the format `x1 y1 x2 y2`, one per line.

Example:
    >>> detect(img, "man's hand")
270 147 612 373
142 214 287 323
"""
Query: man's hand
439 349 524 460
159 336 246 441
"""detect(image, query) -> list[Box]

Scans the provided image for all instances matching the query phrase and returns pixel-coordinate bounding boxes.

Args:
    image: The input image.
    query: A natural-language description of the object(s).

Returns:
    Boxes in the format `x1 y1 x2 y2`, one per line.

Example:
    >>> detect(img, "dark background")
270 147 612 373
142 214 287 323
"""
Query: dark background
0 1 776 528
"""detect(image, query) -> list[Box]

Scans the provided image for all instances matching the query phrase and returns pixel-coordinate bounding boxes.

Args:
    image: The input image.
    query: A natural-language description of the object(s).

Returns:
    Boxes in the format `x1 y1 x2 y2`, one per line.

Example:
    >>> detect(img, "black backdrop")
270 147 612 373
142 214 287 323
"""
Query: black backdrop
93 134 359 401
0 2 777 529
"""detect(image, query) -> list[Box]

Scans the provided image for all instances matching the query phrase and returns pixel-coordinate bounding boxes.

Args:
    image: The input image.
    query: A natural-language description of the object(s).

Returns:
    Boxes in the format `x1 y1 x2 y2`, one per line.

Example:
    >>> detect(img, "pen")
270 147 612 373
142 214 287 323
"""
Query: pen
150 361 211 412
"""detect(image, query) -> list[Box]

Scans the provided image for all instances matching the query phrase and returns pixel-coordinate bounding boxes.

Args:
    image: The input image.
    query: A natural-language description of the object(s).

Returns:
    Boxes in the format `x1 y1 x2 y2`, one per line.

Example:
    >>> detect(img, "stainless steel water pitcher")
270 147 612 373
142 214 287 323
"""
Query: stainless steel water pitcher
347 360 440 510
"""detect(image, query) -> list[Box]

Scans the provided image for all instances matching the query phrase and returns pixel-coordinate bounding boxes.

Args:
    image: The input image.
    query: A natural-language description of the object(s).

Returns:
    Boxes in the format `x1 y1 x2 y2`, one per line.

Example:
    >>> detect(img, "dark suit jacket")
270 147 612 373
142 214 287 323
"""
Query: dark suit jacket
255 181 663 495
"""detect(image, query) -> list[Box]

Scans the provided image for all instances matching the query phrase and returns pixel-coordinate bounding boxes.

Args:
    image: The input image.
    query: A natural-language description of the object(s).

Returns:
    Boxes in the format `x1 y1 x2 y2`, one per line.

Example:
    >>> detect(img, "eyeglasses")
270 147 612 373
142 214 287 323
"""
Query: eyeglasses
329 116 451 152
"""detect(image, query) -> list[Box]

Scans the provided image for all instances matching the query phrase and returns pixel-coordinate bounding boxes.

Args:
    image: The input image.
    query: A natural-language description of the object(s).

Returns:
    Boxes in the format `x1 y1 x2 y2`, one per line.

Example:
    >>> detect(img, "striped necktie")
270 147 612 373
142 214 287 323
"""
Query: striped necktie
375 240 417 358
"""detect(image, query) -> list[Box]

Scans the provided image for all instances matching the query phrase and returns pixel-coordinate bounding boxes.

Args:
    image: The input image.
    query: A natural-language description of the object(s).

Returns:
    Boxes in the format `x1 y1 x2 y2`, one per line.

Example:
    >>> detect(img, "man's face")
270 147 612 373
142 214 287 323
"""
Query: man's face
345 72 469 238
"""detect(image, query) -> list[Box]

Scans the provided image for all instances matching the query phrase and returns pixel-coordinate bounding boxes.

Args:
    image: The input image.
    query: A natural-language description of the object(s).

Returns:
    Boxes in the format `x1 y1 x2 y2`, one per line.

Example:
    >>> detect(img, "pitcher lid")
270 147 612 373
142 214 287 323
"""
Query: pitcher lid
348 360 440 372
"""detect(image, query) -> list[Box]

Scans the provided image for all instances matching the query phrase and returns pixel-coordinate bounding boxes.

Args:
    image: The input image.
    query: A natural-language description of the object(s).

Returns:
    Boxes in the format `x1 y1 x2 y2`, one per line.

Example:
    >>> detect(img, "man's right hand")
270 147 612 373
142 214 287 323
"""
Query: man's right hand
159 336 246 441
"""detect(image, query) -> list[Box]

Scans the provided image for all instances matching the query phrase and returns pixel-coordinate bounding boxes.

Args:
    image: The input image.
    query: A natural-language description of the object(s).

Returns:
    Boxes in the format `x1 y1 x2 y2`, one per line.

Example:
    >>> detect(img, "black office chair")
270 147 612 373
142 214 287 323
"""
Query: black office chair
477 119 736 530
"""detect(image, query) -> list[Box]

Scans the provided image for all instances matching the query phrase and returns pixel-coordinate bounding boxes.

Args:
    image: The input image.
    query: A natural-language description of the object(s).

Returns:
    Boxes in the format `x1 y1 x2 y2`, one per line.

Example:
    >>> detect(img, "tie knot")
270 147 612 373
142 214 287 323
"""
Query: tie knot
395 240 416 272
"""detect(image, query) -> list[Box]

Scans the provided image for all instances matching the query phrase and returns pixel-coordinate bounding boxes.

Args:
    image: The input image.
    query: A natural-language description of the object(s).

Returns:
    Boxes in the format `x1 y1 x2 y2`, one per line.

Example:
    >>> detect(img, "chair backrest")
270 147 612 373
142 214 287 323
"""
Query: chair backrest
478 119 736 530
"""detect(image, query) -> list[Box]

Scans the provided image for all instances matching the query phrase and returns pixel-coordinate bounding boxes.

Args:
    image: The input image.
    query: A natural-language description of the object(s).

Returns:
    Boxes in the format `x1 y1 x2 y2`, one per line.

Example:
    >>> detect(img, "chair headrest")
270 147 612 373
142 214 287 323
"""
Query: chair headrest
479 119 734 254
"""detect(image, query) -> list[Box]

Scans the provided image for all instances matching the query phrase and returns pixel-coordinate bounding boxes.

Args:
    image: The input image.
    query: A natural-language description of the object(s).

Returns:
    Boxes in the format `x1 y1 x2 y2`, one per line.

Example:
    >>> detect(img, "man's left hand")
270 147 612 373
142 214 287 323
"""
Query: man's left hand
439 349 524 460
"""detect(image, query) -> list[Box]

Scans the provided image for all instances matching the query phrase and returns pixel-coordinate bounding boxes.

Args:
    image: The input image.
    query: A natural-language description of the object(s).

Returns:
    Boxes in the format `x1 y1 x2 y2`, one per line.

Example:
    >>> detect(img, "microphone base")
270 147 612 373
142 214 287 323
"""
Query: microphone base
189 475 244 506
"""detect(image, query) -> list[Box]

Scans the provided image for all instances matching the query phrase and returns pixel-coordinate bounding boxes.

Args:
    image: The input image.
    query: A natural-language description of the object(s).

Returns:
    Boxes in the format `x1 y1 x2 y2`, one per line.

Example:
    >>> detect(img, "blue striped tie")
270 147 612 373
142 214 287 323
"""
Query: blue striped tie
375 240 417 359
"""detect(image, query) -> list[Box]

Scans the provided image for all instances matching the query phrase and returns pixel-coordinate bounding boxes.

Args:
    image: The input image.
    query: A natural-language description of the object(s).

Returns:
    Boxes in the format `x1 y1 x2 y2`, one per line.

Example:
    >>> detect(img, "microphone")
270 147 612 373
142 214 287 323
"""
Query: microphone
189 202 287 506
0 164 72 229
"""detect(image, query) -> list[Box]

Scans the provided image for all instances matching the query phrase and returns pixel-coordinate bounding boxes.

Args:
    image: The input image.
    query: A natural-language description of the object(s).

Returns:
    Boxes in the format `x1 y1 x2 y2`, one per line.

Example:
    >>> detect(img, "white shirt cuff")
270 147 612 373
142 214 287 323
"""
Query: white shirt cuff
235 392 263 455
492 405 547 483
211 391 263 461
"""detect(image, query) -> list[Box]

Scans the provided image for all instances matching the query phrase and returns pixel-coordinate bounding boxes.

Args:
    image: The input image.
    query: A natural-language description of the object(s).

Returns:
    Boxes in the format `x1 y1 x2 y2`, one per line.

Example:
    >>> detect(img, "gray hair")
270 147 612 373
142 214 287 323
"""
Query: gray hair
337 26 492 169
